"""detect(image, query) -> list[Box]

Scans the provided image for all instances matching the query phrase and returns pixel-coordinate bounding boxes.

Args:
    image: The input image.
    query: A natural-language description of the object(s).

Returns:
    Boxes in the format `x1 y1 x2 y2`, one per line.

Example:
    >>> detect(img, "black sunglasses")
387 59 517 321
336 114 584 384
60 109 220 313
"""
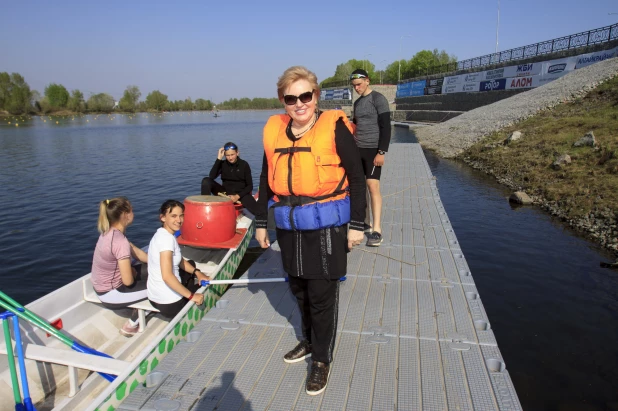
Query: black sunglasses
283 90 314 106
224 144 237 151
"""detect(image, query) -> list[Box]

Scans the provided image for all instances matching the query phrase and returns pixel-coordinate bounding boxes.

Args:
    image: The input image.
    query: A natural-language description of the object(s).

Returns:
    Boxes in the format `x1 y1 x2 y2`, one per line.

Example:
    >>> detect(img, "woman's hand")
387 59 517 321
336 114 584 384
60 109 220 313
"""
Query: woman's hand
194 270 211 284
255 228 270 248
348 229 364 250
218 147 225 160
373 153 385 167
191 293 204 305
228 194 240 203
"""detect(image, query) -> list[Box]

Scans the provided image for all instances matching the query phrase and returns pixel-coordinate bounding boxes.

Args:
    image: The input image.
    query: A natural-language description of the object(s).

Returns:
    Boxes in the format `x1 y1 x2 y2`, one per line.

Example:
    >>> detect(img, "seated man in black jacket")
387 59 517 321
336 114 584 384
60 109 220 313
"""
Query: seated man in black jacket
201 142 259 215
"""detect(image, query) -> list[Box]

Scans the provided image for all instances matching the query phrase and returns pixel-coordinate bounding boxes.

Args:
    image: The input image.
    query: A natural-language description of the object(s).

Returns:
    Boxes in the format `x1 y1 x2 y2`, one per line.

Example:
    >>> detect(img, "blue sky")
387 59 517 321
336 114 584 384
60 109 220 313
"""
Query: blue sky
1 0 616 103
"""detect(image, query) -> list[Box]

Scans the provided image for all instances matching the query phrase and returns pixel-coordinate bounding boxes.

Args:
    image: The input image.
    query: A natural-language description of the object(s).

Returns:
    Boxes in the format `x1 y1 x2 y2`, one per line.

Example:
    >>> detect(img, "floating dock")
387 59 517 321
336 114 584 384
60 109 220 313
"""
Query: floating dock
117 143 522 411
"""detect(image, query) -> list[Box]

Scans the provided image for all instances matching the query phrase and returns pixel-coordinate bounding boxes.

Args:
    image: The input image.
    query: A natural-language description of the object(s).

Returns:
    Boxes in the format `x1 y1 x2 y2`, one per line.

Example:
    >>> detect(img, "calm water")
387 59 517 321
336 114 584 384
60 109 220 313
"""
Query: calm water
1 112 616 410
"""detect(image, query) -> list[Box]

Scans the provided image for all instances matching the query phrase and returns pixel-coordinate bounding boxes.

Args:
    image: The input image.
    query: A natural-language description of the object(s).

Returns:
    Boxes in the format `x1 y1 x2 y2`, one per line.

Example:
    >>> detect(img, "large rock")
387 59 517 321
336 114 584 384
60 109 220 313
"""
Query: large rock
506 131 522 144
573 131 597 147
552 154 571 170
509 191 533 205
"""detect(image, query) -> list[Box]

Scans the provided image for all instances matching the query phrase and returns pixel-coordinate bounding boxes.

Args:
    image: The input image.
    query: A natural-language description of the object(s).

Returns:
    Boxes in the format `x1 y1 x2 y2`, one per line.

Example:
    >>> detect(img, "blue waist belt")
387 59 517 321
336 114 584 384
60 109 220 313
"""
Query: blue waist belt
269 196 350 231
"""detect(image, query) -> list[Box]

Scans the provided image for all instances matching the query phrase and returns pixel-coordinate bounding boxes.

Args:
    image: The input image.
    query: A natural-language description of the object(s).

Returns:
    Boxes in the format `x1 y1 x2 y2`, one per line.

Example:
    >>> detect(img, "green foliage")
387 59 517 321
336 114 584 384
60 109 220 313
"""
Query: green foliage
216 97 281 110
44 83 70 108
195 98 213 111
145 90 168 111
87 93 115 113
322 50 458 86
119 85 141 112
0 72 32 114
68 89 85 112
0 72 10 110
321 59 377 88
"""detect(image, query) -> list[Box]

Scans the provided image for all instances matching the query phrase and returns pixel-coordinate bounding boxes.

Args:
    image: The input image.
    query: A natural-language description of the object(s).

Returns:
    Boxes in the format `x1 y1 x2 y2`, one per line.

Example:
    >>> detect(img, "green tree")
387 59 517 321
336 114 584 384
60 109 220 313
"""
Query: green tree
145 90 168 111
45 83 70 108
5 73 32 114
321 59 377 87
182 97 193 111
87 93 114 113
118 85 141 112
195 98 213 111
0 72 10 110
400 49 458 80
67 89 85 112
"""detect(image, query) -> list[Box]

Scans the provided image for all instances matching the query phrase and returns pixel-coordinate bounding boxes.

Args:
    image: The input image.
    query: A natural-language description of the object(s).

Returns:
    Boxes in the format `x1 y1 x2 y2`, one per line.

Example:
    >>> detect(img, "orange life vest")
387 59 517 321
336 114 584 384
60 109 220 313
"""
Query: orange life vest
263 110 353 202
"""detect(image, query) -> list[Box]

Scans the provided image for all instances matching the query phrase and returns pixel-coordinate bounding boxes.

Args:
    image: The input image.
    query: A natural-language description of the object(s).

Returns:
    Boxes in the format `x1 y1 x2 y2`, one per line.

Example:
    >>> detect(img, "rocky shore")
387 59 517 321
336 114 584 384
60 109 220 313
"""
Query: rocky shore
412 57 618 255
460 156 618 253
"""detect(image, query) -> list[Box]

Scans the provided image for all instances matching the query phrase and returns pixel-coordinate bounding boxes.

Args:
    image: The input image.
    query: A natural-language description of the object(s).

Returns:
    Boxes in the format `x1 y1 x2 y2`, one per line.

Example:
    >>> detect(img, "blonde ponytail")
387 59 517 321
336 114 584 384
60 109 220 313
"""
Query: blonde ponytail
97 197 132 234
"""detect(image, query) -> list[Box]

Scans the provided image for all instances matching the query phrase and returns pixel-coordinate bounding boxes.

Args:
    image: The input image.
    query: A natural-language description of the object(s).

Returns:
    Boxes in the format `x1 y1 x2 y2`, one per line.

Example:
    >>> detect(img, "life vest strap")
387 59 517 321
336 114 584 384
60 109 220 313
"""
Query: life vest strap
274 147 312 154
276 190 347 207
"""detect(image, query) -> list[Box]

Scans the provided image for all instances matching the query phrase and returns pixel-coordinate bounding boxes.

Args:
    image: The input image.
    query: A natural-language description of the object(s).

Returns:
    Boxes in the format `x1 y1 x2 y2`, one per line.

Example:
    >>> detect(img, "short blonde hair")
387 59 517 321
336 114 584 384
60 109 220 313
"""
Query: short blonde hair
276 66 320 101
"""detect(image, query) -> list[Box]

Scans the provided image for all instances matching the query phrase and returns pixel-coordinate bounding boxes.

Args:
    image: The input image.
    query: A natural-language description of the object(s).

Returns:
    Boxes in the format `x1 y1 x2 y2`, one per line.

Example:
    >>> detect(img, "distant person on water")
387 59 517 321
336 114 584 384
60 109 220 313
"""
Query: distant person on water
201 142 259 215
91 197 149 337
350 69 391 247
255 66 366 396
147 200 210 319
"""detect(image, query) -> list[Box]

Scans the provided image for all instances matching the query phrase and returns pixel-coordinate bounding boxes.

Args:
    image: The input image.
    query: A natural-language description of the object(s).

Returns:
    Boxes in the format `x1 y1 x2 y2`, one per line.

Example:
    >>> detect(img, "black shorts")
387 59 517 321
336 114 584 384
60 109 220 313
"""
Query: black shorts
358 148 381 180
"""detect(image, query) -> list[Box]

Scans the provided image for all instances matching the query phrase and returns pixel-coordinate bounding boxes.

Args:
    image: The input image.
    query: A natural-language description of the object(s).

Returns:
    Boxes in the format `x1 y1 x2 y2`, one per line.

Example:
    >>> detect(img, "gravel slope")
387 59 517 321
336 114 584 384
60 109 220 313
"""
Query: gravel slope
414 57 618 158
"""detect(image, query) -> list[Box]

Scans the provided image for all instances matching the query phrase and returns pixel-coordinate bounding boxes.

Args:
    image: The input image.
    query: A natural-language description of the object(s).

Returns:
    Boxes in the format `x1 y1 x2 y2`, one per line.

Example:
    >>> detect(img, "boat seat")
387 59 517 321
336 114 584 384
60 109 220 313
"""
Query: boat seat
0 343 130 397
82 278 159 333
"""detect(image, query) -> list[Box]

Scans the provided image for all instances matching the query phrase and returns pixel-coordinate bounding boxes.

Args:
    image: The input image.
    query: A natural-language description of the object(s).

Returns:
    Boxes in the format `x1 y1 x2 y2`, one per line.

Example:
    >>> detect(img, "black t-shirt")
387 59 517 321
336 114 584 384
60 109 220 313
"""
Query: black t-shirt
209 157 253 198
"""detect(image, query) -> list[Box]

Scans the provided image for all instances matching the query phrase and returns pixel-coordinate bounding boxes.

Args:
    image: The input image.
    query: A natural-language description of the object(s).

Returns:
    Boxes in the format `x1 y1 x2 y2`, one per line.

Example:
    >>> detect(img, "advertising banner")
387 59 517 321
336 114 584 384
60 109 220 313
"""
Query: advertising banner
426 77 444 87
484 67 506 80
397 80 427 98
575 47 617 69
442 81 480 94
425 86 442 95
443 75 464 86
321 88 351 101
537 71 568 86
506 76 540 90
541 56 577 75
480 78 507 91
462 72 484 82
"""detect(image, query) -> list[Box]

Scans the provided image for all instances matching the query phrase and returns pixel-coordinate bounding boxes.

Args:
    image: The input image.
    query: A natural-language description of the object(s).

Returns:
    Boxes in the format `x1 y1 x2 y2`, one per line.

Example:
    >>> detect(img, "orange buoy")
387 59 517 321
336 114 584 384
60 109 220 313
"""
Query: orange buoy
177 195 237 248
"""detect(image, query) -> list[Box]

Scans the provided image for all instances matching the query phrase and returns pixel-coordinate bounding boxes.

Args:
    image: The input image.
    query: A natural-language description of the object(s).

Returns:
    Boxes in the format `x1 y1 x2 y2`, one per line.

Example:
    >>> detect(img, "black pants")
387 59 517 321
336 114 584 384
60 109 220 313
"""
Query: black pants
149 263 201 319
200 177 259 216
288 276 340 364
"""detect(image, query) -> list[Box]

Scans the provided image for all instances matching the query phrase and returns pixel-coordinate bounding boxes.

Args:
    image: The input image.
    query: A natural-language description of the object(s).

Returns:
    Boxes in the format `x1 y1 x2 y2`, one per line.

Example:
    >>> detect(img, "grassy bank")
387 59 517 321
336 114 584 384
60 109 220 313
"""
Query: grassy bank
460 75 618 252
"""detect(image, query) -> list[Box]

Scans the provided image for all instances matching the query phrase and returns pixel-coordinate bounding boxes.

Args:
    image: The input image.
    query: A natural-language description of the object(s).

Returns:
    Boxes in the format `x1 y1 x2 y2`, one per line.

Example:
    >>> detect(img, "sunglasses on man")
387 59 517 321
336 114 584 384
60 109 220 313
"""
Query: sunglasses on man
224 144 237 151
350 73 367 80
283 90 314 106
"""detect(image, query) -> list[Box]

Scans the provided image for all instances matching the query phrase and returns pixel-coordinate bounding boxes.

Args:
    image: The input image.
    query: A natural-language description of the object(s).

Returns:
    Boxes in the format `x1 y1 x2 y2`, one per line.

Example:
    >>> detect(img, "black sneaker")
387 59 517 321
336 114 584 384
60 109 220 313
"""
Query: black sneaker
366 231 383 247
283 340 312 364
306 361 331 395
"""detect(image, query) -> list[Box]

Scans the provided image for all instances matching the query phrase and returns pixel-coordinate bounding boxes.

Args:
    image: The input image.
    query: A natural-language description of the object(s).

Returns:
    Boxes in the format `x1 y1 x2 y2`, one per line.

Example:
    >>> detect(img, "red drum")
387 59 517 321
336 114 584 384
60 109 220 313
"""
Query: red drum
180 195 236 245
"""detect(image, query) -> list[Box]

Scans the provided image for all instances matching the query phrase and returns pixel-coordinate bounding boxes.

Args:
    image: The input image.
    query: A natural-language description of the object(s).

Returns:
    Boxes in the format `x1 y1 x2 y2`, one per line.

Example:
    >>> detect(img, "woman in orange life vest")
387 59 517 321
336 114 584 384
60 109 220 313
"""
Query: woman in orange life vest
255 66 366 396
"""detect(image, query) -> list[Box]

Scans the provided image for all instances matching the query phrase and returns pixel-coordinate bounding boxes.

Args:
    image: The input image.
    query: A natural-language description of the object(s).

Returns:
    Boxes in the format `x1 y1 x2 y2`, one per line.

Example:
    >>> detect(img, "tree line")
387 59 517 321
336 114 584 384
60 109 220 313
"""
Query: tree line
1 50 458 115
320 49 457 87
0 74 226 115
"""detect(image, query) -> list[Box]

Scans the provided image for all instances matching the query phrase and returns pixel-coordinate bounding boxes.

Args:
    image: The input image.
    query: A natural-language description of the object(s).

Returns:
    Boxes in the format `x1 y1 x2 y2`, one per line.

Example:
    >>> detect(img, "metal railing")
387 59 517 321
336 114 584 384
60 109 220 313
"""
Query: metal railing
401 23 618 82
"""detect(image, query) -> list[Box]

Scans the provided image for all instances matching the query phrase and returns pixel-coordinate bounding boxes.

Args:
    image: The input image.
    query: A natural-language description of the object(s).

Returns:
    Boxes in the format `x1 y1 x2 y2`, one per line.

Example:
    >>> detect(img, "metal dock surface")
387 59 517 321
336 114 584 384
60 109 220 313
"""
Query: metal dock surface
118 143 522 411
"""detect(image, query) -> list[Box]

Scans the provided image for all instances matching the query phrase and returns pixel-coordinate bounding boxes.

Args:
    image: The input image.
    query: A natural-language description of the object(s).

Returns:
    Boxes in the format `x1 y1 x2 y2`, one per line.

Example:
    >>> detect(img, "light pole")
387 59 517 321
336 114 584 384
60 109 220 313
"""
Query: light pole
379 59 387 84
495 0 500 54
399 35 412 82
363 54 373 70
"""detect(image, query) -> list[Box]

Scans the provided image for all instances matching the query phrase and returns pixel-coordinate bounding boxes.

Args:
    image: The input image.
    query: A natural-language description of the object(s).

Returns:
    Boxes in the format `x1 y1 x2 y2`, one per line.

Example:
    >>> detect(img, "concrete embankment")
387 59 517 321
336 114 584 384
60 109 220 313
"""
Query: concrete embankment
413 58 618 158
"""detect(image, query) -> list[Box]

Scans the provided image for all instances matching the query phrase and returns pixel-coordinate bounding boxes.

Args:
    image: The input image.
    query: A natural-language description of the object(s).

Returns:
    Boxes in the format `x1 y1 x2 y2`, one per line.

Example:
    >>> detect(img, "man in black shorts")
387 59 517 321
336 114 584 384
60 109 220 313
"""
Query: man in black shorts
350 69 391 246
